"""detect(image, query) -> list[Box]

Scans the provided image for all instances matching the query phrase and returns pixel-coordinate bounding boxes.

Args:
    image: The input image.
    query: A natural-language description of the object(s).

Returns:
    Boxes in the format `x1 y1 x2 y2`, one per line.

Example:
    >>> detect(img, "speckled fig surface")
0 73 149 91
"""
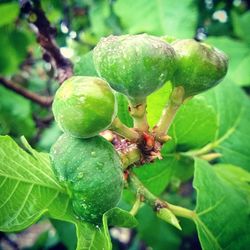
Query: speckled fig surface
50 134 124 223
52 76 117 138
93 34 176 100
171 39 228 97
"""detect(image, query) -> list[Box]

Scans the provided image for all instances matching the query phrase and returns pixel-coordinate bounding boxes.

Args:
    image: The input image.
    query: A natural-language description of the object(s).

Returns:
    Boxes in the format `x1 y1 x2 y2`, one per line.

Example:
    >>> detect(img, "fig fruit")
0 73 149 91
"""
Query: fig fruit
93 34 176 101
171 39 228 97
52 76 117 138
50 134 124 223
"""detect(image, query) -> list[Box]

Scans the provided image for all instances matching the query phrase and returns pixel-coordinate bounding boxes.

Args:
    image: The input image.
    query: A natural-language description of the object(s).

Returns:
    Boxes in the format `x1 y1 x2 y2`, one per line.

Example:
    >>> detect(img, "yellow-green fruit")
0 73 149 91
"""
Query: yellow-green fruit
50 134 124 223
172 39 228 97
93 34 176 100
52 76 117 138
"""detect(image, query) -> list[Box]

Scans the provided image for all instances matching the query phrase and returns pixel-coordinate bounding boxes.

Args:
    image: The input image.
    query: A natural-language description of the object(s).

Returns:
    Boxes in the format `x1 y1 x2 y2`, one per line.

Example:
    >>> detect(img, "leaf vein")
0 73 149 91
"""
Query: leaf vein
0 181 20 209
0 177 7 188
197 197 226 216
196 217 222 250
6 184 34 225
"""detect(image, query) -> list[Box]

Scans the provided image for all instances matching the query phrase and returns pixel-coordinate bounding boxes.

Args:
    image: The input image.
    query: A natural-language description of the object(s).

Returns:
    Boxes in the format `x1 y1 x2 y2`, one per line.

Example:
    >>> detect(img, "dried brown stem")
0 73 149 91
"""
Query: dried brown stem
0 77 53 107
20 0 73 83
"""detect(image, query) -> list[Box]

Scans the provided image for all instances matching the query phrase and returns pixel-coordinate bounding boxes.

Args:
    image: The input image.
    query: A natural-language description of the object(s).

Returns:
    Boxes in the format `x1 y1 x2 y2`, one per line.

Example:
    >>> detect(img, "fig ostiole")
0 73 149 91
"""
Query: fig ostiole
50 134 124 223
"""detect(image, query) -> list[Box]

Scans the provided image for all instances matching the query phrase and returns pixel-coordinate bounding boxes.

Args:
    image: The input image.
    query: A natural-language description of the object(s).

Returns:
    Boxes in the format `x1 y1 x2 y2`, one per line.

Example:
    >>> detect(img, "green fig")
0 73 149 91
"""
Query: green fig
93 34 176 101
52 76 117 138
171 39 228 97
50 134 124 223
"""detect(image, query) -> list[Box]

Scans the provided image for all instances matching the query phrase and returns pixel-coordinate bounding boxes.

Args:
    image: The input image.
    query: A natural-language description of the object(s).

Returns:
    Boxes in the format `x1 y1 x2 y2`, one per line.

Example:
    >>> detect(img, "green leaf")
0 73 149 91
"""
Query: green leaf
74 50 98 77
133 156 177 195
51 220 77 250
232 10 250 45
0 136 111 250
163 154 194 183
114 0 197 38
0 113 9 135
206 37 250 86
0 2 19 27
147 82 172 127
88 1 112 38
202 80 250 171
202 80 243 138
168 96 218 151
214 164 250 194
37 122 62 152
0 135 65 232
231 53 250 86
0 27 31 75
0 86 35 138
104 207 138 228
194 159 250 250
75 222 111 250
137 205 181 250
133 154 194 196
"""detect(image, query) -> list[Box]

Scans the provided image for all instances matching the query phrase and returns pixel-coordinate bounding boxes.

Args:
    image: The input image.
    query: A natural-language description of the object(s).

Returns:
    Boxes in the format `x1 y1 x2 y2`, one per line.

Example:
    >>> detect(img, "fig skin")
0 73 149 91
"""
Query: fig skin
52 76 117 138
93 34 176 101
171 39 228 97
50 134 124 223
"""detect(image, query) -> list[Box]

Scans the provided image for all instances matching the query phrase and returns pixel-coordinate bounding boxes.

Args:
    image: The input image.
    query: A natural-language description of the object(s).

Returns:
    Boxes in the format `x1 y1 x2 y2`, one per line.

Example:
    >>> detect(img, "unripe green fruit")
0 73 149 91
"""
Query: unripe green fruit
93 34 176 100
50 134 124 223
52 76 117 138
171 39 228 97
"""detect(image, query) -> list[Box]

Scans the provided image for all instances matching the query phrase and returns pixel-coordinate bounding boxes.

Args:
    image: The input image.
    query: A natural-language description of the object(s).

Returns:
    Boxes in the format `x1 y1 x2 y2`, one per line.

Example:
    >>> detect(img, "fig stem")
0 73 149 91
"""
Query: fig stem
129 194 142 216
128 98 149 132
129 173 196 221
110 117 140 142
153 86 185 141
119 145 141 169
199 152 222 161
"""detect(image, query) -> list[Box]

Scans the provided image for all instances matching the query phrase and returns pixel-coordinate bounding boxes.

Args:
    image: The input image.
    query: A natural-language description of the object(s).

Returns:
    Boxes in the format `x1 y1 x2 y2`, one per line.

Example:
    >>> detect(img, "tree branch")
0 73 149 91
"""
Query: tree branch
20 0 73 83
129 173 196 221
0 77 53 107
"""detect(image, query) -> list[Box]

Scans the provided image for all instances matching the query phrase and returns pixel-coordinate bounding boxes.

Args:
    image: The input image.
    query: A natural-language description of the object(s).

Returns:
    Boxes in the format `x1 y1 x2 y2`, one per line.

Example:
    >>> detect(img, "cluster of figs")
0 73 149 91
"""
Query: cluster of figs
50 34 228 223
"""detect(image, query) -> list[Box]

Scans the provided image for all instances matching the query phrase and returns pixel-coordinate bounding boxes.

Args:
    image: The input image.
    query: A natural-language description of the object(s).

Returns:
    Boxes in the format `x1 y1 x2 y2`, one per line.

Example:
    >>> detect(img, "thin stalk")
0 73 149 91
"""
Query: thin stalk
130 194 142 216
167 203 196 220
129 173 157 207
155 103 180 138
128 98 149 132
110 117 140 142
153 86 185 141
199 152 222 161
183 142 215 157
129 173 196 221
119 145 141 169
